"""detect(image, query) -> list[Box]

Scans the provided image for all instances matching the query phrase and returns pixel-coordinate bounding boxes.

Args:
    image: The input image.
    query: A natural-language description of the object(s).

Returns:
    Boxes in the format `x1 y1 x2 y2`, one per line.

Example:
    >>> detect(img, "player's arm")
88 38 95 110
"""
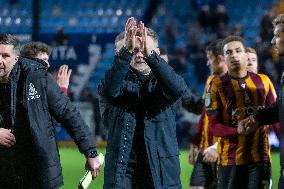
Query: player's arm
206 80 238 137
191 106 206 146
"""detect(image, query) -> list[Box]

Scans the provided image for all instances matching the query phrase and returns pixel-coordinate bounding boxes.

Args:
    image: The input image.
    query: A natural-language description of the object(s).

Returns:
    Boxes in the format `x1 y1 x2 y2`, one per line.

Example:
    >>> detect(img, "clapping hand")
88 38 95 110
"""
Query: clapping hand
139 21 159 56
124 17 138 53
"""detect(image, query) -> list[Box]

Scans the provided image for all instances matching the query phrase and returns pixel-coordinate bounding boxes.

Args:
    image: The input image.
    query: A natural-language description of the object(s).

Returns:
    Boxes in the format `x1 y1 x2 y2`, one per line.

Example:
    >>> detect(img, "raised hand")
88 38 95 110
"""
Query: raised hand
56 64 72 89
140 21 159 56
124 17 138 53
140 22 150 56
0 128 16 148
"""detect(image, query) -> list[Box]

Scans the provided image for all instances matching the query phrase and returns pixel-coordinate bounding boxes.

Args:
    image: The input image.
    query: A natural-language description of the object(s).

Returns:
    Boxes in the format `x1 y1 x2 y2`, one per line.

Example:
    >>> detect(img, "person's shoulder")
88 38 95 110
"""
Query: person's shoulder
257 73 271 81
251 72 273 84
18 57 49 81
19 57 48 72
206 74 215 83
210 73 225 86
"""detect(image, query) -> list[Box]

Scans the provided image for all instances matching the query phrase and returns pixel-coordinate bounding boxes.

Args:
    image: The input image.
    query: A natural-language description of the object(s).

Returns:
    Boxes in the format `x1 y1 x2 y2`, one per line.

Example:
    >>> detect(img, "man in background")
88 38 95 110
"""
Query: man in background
207 36 275 189
189 39 227 189
20 41 72 95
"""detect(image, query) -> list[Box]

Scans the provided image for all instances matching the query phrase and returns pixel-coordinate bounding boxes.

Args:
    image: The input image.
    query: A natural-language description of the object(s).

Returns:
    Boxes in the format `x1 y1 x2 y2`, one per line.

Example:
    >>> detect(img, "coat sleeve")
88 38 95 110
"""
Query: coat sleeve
145 52 187 101
264 77 280 137
45 73 97 156
255 102 279 125
191 106 206 146
98 47 132 99
182 89 203 114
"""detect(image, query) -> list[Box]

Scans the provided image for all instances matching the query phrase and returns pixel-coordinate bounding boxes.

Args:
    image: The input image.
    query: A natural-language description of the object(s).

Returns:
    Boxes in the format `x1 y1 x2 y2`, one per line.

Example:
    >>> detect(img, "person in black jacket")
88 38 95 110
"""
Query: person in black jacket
20 41 72 95
238 14 284 189
0 33 101 189
99 17 188 189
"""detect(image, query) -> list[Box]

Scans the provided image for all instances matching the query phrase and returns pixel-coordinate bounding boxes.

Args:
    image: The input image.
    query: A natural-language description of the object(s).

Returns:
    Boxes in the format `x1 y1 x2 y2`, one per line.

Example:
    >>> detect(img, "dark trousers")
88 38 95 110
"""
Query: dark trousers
217 162 271 189
190 153 217 188
279 136 284 189
0 177 37 189
124 132 154 189
124 156 155 189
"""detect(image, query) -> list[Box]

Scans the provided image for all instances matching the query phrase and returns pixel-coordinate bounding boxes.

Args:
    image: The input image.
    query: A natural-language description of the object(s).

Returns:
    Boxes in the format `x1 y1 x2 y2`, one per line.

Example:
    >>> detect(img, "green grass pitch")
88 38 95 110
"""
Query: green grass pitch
59 148 280 189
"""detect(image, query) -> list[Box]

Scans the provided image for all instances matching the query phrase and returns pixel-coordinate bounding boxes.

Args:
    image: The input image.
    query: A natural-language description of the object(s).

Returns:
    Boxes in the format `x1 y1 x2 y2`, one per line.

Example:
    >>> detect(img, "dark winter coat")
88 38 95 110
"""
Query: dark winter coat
0 58 96 189
99 47 188 189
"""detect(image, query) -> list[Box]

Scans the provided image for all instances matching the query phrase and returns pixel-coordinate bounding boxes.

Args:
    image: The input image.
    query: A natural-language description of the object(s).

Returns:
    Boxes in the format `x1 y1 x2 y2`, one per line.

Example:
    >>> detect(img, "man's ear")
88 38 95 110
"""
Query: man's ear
15 55 19 63
217 55 224 62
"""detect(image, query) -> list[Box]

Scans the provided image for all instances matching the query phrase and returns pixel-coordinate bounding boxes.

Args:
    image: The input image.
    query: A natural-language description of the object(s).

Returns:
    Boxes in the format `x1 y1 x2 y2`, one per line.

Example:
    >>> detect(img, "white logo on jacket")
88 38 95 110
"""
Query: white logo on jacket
27 83 41 101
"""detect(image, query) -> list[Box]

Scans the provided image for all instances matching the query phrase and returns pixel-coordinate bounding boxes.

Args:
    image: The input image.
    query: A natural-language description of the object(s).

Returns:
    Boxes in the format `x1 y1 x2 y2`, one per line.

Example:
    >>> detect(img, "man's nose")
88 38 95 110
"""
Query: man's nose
136 51 144 57
230 51 237 58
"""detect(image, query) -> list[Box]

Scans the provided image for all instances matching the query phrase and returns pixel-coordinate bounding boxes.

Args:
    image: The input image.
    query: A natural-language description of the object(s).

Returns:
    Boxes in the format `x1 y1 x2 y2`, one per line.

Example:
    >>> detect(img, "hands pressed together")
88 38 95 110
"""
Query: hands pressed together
124 17 156 56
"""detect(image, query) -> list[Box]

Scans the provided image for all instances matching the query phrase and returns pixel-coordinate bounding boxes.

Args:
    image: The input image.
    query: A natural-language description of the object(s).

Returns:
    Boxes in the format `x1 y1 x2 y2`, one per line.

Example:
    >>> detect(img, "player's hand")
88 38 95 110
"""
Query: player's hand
0 128 16 148
125 17 138 53
188 143 199 165
237 115 258 135
85 157 101 180
203 143 218 163
56 64 72 89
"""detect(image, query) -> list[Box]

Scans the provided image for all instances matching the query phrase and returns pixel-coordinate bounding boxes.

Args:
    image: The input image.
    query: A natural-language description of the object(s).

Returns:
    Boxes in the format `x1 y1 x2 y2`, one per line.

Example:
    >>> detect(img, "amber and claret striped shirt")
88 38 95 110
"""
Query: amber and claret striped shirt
192 75 218 152
206 72 277 166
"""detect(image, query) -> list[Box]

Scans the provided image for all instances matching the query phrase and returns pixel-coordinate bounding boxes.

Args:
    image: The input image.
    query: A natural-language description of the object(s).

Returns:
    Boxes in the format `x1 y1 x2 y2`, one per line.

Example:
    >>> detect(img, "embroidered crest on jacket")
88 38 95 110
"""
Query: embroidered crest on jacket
28 83 40 100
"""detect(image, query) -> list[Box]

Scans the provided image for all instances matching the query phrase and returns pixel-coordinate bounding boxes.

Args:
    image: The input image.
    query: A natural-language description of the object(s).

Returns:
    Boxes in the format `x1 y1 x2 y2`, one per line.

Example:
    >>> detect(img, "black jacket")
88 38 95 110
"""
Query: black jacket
0 58 96 189
255 73 284 166
99 47 187 189
255 73 284 128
